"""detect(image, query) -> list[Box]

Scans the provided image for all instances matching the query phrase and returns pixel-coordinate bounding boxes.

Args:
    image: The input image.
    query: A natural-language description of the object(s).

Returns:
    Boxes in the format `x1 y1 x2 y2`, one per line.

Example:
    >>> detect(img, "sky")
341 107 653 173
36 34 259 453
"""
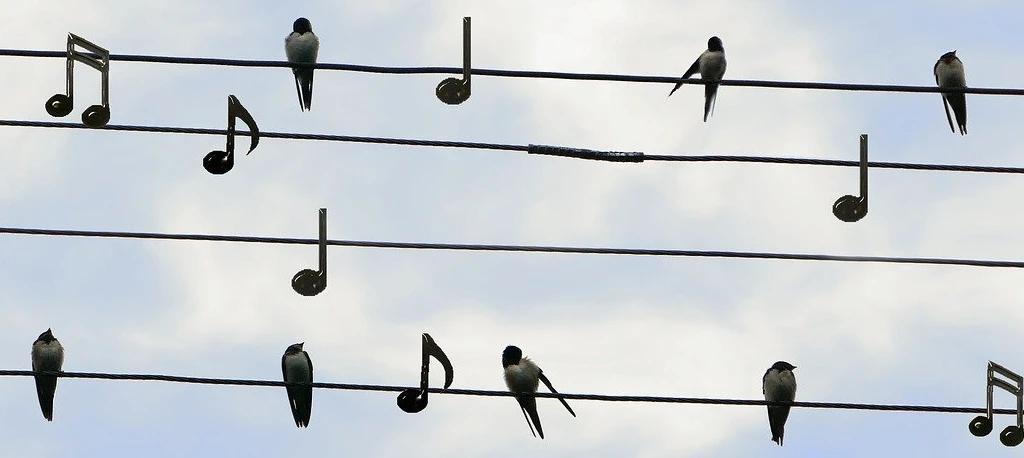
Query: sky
2 0 1024 456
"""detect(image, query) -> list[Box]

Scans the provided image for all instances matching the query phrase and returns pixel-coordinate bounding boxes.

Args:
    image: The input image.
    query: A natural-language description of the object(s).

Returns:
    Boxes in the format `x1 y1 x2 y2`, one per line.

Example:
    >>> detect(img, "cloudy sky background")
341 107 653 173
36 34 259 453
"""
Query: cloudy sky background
2 0 1024 456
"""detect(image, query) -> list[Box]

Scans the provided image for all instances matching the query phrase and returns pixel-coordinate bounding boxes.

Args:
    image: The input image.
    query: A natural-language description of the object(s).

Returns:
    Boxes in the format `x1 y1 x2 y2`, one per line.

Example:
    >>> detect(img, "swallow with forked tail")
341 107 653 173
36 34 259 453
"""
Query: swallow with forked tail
669 36 727 122
502 345 576 439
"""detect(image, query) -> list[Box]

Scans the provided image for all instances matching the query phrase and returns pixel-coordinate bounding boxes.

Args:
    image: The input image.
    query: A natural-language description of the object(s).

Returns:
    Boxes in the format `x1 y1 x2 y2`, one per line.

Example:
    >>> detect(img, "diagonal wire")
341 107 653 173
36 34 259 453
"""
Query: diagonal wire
1 226 1023 269
0 120 526 152
0 370 1009 415
1 49 1022 95
3 119 1024 173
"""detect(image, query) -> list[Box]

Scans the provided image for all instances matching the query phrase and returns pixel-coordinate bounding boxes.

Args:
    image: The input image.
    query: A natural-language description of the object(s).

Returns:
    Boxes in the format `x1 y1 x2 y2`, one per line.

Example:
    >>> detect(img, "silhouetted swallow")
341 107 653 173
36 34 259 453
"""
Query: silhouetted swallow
285 18 320 111
31 328 64 421
502 345 576 439
282 342 313 427
669 36 727 122
762 361 797 446
934 50 967 135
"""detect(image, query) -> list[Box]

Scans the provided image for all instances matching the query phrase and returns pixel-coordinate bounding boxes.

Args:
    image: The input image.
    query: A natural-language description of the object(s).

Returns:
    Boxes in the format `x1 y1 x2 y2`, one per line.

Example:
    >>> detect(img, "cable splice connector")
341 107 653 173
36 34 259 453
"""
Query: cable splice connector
528 144 644 163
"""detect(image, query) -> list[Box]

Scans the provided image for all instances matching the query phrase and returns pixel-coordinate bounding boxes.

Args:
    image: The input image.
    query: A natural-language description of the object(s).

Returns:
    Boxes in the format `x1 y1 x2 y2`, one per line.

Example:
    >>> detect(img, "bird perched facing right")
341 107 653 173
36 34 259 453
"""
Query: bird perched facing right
285 17 320 111
934 50 967 135
502 345 576 439
31 328 64 421
669 36 727 122
762 361 797 446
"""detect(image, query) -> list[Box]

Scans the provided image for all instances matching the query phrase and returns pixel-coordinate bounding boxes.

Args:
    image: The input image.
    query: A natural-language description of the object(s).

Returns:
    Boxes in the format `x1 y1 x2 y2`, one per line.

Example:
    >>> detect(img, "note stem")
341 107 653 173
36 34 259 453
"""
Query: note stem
462 17 471 88
65 38 75 101
226 96 238 155
419 334 431 392
859 134 868 203
317 208 327 279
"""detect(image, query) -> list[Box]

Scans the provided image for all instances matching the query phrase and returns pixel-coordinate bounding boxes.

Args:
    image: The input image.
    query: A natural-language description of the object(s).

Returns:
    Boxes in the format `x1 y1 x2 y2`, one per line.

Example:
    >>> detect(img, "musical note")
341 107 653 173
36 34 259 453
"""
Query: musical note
44 34 111 127
832 134 868 222
397 333 455 413
969 361 1024 447
203 95 260 175
291 208 327 296
436 17 471 105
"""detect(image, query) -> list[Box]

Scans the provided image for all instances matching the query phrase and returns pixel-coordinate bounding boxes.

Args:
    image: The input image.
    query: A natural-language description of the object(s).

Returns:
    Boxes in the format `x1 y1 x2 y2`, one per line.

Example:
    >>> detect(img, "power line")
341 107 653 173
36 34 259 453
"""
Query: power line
0 369 1010 415
0 120 525 153
2 226 1023 269
1 48 1022 95
3 119 1024 174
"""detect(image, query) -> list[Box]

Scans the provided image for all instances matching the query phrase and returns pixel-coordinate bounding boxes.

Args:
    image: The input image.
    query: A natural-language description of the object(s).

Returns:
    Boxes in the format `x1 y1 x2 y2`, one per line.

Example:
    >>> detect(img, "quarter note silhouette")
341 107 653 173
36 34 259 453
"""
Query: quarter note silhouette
203 95 259 175
397 333 455 413
44 34 111 127
833 134 868 222
436 17 471 105
969 361 1024 447
292 208 327 296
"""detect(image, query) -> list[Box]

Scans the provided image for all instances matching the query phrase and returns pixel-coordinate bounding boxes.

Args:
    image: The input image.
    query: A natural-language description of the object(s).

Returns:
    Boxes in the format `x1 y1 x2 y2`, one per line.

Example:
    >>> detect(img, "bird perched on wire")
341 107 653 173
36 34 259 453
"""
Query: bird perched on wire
933 50 967 135
762 361 797 446
282 342 314 427
31 328 65 421
669 36 727 122
502 345 576 439
285 17 320 111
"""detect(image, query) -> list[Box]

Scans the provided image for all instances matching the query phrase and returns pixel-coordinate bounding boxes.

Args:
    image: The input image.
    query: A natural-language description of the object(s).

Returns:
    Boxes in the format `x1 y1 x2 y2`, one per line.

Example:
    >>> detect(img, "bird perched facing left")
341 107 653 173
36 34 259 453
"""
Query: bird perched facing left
502 345 576 439
31 328 65 421
669 36 727 122
285 17 320 111
762 361 797 446
281 342 314 427
933 50 967 135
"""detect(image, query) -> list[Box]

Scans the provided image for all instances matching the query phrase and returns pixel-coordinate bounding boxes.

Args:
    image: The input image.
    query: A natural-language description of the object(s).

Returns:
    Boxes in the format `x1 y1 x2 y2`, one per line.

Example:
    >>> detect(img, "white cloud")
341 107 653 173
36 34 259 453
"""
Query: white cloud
2 1 1024 457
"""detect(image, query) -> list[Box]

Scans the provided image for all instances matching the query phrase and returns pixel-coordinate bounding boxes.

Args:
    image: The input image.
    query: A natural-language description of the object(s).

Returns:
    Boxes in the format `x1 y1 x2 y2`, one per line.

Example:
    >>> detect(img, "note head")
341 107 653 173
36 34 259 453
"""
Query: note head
1001 426 1024 447
832 195 867 222
291 269 326 296
397 388 428 413
436 78 470 105
970 415 993 437
45 94 73 118
82 104 110 127
203 151 234 175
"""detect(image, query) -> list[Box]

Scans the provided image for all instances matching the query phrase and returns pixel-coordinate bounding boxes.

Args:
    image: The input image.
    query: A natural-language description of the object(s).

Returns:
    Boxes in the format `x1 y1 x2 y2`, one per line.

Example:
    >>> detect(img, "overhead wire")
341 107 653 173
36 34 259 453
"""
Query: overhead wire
1 226 1023 269
3 35 1023 445
1 47 1020 436
0 369 1010 415
1 49 1024 95
3 120 1024 173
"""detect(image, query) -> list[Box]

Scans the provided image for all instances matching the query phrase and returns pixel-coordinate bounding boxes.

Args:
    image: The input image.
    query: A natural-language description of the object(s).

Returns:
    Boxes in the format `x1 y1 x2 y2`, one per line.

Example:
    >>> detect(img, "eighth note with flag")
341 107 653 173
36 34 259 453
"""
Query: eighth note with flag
203 95 259 175
397 333 454 413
